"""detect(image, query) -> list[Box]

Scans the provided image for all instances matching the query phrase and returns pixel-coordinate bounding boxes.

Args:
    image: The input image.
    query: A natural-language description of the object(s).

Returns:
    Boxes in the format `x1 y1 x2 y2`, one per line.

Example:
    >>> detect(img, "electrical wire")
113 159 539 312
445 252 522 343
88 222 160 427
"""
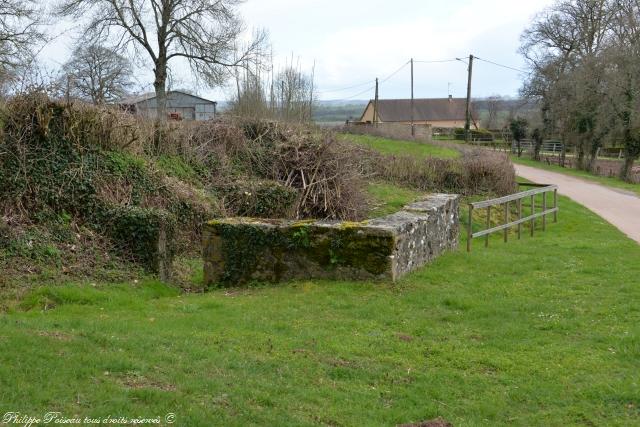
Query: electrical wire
316 61 408 94
316 80 375 94
474 57 528 73
380 60 410 83
316 60 410 99
414 59 459 64
341 85 376 100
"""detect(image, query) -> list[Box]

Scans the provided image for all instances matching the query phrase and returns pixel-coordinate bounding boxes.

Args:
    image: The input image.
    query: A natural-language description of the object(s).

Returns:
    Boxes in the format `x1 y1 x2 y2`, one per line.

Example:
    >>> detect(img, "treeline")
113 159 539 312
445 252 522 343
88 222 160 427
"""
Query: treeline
521 0 640 181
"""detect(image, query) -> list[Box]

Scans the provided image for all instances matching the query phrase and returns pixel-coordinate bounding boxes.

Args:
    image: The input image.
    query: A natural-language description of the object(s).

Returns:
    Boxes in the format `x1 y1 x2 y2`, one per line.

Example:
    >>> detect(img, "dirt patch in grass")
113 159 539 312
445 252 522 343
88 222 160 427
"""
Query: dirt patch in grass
118 372 176 392
398 418 453 427
36 330 74 341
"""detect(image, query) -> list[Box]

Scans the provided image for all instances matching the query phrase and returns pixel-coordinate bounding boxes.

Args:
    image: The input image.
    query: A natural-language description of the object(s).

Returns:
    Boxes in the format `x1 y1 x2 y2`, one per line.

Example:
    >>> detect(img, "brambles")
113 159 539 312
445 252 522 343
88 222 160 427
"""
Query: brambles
0 94 369 284
362 147 516 196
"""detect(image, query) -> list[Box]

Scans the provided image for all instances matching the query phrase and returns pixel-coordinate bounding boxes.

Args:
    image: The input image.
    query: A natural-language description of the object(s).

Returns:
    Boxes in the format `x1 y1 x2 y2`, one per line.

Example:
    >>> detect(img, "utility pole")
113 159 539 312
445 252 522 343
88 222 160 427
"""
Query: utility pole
464 54 474 143
374 78 379 127
410 58 415 137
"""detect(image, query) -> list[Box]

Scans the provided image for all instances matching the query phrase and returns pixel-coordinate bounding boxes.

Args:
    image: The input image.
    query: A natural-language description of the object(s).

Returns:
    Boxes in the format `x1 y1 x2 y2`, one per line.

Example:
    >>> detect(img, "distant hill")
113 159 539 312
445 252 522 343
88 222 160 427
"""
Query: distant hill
313 100 368 124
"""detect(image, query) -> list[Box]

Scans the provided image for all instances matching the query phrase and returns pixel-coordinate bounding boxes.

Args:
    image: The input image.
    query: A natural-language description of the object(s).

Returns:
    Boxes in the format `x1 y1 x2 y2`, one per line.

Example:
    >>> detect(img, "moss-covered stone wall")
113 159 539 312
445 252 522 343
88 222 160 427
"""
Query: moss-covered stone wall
203 194 459 286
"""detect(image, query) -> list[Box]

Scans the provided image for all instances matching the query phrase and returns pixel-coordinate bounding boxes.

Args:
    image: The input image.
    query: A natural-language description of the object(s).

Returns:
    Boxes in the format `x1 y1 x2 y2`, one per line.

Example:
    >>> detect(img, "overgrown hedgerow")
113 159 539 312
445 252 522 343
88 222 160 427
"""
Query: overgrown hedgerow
362 147 516 196
0 93 368 284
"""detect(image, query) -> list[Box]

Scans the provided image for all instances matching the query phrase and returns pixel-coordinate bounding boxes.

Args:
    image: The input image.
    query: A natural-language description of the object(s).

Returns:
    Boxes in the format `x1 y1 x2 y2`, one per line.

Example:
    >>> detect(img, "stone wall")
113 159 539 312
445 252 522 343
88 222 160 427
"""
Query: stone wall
203 194 459 286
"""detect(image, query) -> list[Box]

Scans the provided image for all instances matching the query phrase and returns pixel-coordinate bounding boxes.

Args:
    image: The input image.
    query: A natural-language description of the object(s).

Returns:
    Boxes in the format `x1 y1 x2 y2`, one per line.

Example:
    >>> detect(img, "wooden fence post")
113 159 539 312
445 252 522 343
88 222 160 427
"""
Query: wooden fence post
504 202 509 243
542 192 547 231
486 205 491 247
517 198 522 240
530 195 535 237
467 205 473 252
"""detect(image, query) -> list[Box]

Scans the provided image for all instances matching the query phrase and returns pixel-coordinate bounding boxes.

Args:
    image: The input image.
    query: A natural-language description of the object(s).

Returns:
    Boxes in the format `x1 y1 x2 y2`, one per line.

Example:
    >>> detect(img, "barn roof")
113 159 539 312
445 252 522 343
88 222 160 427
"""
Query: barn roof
119 90 216 105
363 98 473 122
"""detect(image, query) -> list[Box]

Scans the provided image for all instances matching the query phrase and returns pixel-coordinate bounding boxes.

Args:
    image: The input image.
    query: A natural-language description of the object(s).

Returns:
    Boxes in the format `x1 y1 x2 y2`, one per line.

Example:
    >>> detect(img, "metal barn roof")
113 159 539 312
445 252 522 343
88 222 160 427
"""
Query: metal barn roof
119 90 216 105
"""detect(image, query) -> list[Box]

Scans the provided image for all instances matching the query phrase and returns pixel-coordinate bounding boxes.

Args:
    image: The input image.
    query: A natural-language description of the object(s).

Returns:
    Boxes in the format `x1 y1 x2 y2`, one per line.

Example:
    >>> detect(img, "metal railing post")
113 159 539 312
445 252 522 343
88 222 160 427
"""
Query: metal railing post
553 188 558 223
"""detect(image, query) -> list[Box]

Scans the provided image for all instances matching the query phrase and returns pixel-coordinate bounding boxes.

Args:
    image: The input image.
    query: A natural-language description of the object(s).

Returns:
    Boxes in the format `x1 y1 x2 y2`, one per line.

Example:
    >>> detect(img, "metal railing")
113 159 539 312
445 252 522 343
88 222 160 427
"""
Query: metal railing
466 183 558 252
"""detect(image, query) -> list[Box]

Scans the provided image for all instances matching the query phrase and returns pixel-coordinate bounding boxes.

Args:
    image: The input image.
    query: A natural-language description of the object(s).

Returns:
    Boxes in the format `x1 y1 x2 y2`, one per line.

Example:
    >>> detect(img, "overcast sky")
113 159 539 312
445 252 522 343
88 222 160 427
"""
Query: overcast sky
41 0 555 102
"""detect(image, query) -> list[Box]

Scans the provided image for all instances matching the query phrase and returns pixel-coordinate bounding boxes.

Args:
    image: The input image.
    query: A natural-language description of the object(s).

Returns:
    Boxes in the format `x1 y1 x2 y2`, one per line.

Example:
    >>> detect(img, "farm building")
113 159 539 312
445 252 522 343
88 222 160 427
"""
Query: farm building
359 97 478 129
119 90 217 121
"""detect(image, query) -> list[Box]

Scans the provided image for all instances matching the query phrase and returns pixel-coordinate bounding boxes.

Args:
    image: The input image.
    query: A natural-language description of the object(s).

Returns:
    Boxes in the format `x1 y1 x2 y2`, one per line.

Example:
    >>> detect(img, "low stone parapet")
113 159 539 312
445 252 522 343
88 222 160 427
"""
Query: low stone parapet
203 194 459 286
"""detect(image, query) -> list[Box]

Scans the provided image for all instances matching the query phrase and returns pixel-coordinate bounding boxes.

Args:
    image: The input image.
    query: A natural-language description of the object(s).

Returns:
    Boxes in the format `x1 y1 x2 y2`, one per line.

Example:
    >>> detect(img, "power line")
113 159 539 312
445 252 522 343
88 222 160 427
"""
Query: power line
474 56 528 73
317 60 409 99
381 60 410 83
316 80 374 94
341 85 376 100
316 60 409 94
414 58 459 64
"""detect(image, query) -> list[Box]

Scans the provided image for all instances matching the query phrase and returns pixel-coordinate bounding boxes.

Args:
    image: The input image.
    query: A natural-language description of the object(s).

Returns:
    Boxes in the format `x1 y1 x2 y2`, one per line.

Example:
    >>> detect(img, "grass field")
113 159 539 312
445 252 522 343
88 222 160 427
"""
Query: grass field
1 186 639 425
2 135 638 425
512 156 640 196
339 134 460 159
367 182 423 218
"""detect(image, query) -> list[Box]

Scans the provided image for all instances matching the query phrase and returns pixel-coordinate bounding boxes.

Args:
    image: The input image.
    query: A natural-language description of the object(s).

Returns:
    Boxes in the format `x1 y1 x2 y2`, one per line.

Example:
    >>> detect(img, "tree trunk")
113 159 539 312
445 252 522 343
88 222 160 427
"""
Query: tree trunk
152 59 168 153
619 155 635 182
587 146 600 173
576 140 586 170
154 64 167 122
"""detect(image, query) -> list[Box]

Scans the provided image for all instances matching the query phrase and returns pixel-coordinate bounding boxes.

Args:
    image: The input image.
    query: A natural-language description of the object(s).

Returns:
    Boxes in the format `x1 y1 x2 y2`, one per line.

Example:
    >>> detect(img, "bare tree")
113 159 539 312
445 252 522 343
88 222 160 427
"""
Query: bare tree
521 0 616 171
273 59 316 123
229 56 316 123
62 44 133 104
57 0 266 120
485 95 503 129
607 0 640 180
0 0 43 90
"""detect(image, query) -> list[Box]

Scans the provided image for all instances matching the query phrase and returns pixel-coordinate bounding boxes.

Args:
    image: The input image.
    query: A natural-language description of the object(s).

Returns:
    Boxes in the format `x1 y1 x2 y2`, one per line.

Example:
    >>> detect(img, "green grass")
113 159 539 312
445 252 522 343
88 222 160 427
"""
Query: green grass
1 192 639 426
512 156 640 196
340 133 460 159
367 182 424 218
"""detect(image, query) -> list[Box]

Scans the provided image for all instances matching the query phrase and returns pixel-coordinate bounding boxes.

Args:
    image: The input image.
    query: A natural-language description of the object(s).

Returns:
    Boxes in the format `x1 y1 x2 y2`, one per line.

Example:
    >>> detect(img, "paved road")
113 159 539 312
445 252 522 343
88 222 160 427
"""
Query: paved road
515 164 640 244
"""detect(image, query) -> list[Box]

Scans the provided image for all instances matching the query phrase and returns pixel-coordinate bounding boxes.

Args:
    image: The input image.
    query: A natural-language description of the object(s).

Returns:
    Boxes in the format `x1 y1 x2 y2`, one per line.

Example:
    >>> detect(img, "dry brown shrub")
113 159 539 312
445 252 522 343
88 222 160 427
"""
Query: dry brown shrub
362 146 516 196
462 150 516 196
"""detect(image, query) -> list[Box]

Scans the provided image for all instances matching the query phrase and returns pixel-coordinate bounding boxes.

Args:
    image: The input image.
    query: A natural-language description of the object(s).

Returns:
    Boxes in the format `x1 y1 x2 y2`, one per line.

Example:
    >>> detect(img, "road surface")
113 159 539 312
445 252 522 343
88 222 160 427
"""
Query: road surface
514 164 640 244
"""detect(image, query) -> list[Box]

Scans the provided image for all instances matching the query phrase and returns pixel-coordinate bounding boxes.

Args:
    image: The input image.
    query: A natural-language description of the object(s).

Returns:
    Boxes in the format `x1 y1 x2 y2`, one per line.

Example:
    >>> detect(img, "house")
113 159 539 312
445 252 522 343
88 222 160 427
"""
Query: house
119 90 217 121
359 96 478 129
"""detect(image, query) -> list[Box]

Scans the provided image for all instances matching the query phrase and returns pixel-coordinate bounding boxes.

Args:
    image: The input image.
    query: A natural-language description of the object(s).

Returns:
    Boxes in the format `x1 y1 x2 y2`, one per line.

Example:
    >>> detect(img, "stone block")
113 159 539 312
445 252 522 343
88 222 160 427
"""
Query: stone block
203 194 459 286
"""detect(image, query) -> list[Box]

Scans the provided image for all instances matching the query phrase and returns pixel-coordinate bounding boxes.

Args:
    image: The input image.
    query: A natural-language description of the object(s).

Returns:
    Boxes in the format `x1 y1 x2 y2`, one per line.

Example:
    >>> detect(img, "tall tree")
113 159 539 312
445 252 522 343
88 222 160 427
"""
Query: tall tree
63 44 133 104
520 0 616 171
607 0 640 180
484 95 503 129
57 0 265 120
0 0 43 87
510 117 529 158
